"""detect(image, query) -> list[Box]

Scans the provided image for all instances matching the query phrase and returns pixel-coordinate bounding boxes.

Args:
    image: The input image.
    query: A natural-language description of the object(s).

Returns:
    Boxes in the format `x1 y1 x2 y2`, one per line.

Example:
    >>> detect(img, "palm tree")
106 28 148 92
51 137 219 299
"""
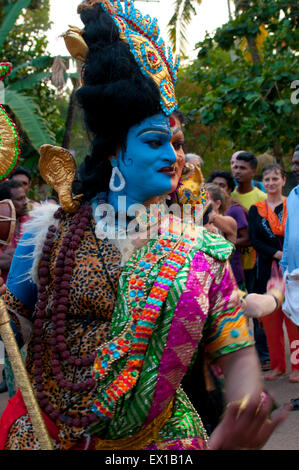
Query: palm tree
0 0 55 151
168 0 202 57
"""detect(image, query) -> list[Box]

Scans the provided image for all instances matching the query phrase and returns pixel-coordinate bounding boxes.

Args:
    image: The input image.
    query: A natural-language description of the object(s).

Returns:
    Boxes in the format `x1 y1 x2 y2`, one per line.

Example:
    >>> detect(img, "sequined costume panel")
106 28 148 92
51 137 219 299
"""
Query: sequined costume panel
103 247 253 449
142 252 253 450
203 260 254 360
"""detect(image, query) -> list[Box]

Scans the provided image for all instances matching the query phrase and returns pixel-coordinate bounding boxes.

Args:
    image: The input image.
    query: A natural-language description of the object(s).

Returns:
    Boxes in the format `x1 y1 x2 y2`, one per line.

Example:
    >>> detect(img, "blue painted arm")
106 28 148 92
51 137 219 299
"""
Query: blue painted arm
6 232 38 310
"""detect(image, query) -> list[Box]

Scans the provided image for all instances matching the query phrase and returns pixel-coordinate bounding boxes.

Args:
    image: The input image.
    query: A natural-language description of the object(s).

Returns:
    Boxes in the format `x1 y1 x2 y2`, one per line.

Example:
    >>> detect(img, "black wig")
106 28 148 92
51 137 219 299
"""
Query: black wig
75 3 162 200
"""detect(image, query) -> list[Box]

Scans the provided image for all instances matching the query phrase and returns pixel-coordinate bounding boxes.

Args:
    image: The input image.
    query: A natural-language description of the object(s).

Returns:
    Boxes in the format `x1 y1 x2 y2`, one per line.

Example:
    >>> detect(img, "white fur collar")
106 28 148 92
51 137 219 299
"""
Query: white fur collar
20 202 60 285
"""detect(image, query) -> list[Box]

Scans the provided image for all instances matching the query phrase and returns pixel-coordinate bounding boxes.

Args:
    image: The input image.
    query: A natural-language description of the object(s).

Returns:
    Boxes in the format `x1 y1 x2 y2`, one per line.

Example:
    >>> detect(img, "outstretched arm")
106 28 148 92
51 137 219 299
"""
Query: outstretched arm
208 346 291 450
243 261 284 318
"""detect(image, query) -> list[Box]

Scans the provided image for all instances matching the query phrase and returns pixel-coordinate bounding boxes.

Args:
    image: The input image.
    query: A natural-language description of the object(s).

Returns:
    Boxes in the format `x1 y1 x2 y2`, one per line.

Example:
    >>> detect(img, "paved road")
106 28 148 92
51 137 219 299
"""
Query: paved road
262 373 299 450
0 361 298 450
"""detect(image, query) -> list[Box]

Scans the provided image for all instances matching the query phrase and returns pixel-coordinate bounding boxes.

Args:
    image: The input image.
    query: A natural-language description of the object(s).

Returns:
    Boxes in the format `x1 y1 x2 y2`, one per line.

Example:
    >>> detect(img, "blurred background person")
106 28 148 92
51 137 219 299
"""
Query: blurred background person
230 152 267 291
0 179 30 395
206 183 237 244
185 152 203 169
0 180 29 282
9 166 39 211
230 153 270 369
248 163 299 383
231 150 265 192
207 170 249 292
281 146 299 408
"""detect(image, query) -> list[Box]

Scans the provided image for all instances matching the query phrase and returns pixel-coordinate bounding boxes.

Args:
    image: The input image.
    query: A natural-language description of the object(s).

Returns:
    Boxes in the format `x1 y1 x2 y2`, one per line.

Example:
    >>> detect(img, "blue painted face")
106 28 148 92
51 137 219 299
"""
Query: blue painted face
117 113 178 204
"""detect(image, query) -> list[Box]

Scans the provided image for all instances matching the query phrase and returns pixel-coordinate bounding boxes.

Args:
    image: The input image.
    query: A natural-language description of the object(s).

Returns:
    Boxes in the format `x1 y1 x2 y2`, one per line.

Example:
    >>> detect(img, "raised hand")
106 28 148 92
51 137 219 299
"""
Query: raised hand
0 271 6 296
208 392 291 450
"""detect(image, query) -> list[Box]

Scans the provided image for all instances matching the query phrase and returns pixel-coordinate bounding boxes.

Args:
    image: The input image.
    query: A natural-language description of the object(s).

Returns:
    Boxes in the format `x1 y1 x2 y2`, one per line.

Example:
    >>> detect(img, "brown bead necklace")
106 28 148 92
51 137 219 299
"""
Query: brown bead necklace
32 204 98 427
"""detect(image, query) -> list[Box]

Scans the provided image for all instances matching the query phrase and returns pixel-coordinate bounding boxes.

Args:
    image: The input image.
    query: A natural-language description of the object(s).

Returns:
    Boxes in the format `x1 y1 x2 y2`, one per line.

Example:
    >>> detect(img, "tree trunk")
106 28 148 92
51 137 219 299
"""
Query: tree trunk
227 0 233 20
272 141 284 168
62 86 77 150
233 0 262 65
246 36 262 65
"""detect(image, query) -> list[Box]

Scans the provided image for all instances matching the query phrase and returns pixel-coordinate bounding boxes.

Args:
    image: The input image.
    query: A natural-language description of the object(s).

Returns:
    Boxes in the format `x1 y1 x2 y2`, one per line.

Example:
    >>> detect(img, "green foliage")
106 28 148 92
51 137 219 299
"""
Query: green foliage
0 0 32 50
0 0 64 174
168 0 202 57
5 88 55 150
176 0 299 176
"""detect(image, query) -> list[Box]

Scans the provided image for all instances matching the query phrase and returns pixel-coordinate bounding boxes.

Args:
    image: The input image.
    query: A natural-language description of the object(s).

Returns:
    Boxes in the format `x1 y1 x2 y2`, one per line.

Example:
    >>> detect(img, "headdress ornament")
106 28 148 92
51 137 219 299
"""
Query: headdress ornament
64 0 179 115
0 63 21 181
177 164 212 219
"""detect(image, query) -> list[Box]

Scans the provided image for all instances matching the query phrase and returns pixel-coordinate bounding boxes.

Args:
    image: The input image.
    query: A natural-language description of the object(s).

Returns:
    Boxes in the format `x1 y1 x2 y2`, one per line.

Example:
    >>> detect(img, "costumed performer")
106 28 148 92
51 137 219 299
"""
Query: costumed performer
0 0 290 450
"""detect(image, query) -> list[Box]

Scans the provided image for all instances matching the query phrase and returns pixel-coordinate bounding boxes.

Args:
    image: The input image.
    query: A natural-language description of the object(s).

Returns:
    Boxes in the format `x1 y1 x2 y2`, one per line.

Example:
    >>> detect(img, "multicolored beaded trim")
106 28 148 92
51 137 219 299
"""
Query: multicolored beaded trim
0 62 12 80
91 222 195 419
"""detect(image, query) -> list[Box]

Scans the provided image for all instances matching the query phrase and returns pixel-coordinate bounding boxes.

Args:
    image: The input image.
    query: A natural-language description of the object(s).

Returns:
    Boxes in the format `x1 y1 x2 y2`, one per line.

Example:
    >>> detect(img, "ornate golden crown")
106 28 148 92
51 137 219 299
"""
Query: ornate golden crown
64 0 179 115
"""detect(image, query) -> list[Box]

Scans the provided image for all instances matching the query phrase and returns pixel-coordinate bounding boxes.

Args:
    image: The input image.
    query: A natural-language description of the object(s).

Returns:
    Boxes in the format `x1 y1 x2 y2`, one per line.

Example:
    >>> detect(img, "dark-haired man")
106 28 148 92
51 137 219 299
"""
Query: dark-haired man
9 166 39 211
231 152 267 211
0 180 29 281
230 152 267 291
231 152 269 369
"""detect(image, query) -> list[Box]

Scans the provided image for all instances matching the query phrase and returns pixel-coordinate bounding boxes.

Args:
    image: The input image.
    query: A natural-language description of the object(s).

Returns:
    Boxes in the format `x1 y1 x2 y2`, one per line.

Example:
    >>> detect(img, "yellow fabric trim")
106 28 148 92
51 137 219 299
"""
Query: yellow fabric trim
94 398 174 450
205 308 254 360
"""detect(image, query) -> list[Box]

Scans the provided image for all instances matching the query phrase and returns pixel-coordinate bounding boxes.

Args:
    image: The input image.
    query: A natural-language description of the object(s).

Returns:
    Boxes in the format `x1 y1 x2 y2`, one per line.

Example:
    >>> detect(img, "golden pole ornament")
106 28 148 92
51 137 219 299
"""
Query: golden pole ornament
0 301 54 450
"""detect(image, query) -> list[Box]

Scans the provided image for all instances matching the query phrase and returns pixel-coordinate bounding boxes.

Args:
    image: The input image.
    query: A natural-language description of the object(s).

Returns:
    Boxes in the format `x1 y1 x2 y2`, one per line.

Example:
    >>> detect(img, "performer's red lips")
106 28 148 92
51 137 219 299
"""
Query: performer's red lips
159 166 176 176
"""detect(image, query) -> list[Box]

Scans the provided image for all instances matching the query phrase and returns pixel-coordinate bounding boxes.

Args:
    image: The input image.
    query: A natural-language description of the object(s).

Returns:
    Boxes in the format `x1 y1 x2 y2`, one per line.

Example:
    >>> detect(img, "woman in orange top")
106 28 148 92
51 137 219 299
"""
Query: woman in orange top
248 164 299 383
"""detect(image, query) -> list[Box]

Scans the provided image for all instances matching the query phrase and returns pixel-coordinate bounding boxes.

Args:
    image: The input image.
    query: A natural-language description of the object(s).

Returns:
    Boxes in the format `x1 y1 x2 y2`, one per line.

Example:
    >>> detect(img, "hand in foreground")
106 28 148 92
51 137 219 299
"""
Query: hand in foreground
208 393 291 450
266 260 284 294
0 271 6 296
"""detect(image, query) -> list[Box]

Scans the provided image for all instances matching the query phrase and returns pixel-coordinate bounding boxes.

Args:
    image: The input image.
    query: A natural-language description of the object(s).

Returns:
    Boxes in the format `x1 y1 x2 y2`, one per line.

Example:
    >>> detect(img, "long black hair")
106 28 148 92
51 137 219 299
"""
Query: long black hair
75 3 162 200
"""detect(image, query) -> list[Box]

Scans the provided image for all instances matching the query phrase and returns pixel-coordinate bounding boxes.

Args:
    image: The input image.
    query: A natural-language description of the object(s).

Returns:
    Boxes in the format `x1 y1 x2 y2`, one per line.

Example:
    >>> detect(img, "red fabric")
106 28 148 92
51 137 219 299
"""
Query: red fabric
0 215 30 282
262 307 299 372
0 389 100 450
0 389 59 449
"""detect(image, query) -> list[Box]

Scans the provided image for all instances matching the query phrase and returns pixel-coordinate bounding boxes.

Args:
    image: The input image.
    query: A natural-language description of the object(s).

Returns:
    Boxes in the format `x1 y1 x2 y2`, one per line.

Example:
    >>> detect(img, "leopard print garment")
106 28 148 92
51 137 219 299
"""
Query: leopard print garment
4 213 122 450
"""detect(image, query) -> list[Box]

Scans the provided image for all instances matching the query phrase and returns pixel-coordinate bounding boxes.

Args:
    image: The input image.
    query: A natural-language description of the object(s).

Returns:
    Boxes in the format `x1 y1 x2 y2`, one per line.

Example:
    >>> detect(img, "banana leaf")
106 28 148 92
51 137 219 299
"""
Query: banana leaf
5 88 55 151
8 56 54 79
7 71 50 91
0 0 32 52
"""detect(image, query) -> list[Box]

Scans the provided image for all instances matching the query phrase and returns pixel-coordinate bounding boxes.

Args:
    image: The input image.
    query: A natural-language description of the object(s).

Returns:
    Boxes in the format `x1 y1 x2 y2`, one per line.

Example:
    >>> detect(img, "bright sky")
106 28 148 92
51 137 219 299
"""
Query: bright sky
47 0 230 60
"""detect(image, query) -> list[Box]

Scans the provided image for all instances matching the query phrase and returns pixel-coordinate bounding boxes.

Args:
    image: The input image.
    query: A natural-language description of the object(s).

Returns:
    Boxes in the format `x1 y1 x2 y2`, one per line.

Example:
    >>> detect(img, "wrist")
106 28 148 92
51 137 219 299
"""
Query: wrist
266 288 284 311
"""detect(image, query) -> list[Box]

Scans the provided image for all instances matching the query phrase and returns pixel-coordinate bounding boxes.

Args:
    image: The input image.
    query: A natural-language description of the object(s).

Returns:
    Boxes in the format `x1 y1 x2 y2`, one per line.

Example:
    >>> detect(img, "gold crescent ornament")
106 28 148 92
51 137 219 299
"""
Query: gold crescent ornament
62 25 89 63
39 144 82 213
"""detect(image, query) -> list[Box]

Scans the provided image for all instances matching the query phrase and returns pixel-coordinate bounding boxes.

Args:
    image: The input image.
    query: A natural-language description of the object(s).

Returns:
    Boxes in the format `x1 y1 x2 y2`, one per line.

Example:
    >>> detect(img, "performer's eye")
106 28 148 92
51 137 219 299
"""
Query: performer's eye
172 141 184 151
146 140 162 149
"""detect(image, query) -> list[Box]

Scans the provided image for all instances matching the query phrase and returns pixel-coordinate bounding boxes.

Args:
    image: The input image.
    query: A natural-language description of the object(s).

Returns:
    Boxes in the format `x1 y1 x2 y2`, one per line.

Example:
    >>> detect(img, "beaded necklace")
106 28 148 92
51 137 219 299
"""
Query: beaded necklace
32 204 98 427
